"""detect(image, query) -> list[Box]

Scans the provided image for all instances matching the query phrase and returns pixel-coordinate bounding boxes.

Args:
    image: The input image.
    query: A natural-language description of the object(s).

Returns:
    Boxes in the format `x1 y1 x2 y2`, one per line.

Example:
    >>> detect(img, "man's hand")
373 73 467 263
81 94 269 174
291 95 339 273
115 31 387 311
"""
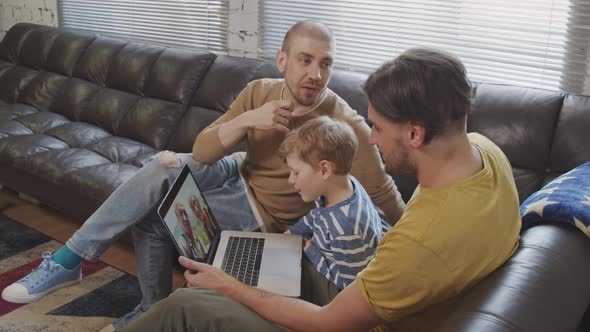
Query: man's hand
244 100 294 133
216 100 293 152
179 256 240 295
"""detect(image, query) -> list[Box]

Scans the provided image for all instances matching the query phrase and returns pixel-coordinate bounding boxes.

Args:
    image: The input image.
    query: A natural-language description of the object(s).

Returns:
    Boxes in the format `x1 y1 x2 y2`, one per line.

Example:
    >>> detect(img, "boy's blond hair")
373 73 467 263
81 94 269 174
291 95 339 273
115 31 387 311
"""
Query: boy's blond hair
279 116 358 175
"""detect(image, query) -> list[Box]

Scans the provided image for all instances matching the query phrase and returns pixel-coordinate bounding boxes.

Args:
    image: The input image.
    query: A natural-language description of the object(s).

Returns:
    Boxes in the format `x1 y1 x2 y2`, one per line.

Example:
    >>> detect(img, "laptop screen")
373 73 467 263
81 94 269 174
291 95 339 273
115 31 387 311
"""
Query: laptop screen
159 166 220 261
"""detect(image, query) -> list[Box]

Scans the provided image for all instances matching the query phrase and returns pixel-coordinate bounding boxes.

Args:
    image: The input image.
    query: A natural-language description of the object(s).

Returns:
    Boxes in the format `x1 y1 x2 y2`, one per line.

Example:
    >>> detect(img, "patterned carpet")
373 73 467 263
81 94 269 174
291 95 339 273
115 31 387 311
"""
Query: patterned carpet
0 214 142 331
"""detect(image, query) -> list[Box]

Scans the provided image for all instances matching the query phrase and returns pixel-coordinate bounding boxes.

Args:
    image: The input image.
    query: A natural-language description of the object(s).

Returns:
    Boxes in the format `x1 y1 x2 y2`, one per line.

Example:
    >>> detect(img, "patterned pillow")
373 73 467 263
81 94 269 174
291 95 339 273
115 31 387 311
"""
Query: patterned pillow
520 162 590 237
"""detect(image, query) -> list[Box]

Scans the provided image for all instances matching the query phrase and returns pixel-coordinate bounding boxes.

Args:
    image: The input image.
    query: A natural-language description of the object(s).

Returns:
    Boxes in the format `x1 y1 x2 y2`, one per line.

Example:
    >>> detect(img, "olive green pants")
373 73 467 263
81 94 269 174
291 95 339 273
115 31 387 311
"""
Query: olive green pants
121 258 340 331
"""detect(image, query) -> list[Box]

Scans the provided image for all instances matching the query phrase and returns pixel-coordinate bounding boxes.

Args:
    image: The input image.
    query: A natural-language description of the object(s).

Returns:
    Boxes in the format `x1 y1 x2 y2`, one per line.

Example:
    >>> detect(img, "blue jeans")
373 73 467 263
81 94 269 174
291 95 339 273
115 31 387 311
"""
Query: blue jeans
66 153 258 310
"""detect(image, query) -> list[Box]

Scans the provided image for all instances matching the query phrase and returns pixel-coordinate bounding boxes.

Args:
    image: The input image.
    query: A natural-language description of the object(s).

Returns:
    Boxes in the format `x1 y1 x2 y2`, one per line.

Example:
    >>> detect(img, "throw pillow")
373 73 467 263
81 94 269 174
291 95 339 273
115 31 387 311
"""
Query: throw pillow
520 162 590 237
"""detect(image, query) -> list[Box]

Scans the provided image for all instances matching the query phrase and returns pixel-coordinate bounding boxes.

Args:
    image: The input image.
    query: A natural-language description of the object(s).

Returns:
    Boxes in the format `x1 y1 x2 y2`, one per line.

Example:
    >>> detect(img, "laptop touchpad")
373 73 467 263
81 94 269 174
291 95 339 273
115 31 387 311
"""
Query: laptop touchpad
261 248 301 276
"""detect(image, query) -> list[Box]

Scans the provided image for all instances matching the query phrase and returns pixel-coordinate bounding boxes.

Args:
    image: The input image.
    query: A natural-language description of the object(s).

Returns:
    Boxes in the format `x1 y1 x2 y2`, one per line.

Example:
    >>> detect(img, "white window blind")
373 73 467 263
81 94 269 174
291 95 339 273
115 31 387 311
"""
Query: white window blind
59 0 229 53
260 0 590 94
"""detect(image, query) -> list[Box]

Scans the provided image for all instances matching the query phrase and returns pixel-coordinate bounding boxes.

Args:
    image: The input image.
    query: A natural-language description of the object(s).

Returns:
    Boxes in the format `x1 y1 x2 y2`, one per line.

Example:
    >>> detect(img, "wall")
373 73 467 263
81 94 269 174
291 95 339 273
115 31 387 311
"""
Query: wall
0 0 58 40
228 0 258 58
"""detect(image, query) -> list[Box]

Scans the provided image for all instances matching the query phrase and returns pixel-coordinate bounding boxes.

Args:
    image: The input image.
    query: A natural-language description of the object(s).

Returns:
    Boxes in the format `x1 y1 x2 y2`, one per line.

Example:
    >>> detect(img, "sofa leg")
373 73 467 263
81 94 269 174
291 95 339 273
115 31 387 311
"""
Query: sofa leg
18 192 40 205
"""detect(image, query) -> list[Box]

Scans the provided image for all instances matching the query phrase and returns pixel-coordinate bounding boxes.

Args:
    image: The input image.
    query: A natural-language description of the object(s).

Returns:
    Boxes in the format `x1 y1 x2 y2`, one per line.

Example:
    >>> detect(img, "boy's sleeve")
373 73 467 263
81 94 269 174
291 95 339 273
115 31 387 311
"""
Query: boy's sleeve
330 234 377 288
287 214 314 239
304 241 331 276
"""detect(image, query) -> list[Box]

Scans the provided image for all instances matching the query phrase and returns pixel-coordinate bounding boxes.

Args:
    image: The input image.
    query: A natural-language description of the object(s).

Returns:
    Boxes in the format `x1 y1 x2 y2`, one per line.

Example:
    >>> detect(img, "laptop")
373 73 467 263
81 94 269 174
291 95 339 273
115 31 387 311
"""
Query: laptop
157 165 302 297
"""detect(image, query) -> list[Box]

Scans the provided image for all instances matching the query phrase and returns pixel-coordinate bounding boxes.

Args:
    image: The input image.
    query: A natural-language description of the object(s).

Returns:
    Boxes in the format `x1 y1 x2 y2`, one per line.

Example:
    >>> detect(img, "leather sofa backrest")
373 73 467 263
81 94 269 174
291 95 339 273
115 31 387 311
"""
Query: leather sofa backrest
0 23 216 150
167 51 590 204
551 94 590 175
168 56 372 155
468 83 590 203
167 55 274 152
2 23 588 206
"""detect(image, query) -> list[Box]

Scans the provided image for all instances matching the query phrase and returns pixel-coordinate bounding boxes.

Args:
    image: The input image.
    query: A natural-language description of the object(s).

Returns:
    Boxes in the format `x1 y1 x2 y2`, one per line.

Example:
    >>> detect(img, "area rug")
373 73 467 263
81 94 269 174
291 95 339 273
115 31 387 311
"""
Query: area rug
0 213 142 331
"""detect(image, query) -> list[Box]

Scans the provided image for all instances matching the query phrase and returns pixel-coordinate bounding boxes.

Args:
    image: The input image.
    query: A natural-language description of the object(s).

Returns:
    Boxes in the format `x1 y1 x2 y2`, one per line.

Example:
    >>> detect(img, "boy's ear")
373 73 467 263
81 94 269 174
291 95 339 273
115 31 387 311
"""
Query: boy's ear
319 160 335 179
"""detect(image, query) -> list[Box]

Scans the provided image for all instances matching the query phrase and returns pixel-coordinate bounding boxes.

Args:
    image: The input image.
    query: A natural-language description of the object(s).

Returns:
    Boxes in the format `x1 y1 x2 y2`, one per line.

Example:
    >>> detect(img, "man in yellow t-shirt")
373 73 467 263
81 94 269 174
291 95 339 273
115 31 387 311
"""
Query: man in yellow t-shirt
122 48 521 332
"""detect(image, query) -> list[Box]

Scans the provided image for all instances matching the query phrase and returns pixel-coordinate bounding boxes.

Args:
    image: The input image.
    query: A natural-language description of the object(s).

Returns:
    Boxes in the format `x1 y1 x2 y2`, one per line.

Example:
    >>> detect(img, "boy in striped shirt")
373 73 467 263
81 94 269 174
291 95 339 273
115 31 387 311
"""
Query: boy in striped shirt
280 116 383 293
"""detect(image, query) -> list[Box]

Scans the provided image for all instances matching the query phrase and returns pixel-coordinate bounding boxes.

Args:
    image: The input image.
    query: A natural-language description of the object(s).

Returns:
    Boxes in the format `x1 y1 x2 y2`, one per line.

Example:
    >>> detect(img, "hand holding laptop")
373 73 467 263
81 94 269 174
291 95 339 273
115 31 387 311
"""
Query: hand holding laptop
159 165 303 297
179 256 239 292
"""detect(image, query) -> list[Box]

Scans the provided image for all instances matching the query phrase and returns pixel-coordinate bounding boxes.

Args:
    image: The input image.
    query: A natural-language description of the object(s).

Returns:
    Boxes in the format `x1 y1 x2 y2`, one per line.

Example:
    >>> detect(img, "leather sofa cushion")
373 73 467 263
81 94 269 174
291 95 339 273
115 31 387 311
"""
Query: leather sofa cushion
0 23 37 63
191 55 269 112
62 162 151 203
146 48 215 105
46 30 97 76
19 26 60 70
0 59 12 77
44 122 111 147
168 106 228 153
0 66 38 103
105 42 165 94
73 37 127 86
50 78 101 120
117 98 184 149
18 72 68 112
79 88 141 133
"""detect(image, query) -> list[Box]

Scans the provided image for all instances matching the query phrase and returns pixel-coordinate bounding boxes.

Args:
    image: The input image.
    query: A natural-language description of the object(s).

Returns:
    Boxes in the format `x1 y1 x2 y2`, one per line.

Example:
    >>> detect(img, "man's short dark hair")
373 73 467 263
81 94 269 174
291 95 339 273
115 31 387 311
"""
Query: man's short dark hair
362 48 472 144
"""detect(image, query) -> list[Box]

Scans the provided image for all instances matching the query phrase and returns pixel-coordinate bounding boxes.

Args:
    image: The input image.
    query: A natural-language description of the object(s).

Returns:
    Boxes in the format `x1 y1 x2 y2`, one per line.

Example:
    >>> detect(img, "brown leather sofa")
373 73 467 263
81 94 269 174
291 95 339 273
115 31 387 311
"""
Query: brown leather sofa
0 23 589 332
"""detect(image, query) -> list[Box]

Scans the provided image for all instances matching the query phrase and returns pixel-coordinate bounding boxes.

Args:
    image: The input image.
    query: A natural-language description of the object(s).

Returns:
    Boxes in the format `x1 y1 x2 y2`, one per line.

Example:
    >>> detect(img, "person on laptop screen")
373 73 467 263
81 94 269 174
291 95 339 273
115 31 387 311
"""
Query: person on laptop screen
174 202 206 260
280 116 383 298
188 193 217 240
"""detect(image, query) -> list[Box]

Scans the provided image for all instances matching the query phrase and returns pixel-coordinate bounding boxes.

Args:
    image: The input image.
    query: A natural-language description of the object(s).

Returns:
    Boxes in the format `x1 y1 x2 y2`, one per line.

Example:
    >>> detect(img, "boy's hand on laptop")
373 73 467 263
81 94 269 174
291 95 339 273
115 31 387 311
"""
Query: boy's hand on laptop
179 256 239 294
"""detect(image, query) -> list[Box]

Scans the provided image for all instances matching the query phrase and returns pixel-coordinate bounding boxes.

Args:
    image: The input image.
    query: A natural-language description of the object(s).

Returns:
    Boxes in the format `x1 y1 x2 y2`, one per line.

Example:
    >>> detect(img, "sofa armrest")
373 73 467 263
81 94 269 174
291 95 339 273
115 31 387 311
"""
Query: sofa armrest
394 223 590 332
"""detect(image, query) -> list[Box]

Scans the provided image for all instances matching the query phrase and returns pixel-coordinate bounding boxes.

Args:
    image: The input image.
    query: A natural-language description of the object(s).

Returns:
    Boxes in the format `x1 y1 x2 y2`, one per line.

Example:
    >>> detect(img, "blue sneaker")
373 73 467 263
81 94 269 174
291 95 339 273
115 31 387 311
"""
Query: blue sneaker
1 251 82 303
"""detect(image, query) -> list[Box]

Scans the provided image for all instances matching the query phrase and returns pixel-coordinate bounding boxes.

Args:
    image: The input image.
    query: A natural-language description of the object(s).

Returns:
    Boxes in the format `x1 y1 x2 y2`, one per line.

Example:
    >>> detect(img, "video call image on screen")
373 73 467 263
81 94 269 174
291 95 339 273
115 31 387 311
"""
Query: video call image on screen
163 175 218 260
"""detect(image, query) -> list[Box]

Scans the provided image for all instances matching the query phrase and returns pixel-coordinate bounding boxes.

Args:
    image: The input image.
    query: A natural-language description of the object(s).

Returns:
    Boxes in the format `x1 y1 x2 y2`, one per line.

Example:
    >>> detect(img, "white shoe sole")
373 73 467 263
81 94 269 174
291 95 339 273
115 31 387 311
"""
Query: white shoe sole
1 278 81 304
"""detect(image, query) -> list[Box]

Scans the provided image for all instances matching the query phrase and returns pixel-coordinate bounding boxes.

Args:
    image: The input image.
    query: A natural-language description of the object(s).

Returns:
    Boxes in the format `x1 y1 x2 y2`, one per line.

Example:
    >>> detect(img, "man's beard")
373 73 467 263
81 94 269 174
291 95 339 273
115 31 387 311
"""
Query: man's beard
285 81 318 107
385 142 416 177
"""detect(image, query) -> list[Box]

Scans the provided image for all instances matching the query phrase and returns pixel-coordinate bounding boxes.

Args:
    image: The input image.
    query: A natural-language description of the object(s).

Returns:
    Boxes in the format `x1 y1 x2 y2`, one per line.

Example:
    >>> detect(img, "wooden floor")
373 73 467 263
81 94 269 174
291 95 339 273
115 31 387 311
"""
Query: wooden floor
0 186 185 290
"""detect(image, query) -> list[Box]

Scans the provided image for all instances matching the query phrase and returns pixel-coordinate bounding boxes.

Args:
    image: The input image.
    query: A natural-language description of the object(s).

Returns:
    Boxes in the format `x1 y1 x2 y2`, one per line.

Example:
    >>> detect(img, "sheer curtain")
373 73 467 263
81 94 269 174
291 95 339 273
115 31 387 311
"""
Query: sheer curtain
260 0 590 94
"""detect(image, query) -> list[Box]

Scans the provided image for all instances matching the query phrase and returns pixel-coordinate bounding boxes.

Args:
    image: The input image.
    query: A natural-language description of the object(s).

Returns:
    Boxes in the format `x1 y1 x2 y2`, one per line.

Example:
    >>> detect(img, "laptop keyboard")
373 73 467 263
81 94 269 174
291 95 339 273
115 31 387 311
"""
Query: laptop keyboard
221 236 265 286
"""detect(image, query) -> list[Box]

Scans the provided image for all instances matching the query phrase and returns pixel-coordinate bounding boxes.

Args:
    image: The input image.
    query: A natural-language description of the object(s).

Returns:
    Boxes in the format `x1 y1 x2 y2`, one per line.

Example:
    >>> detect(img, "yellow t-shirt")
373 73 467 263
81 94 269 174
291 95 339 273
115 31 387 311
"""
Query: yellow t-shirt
356 133 521 331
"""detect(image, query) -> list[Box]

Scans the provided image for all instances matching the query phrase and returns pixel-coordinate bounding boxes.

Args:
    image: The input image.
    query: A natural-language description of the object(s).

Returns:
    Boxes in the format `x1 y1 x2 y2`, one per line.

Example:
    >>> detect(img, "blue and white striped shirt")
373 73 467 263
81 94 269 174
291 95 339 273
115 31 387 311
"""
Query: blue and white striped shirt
288 176 383 289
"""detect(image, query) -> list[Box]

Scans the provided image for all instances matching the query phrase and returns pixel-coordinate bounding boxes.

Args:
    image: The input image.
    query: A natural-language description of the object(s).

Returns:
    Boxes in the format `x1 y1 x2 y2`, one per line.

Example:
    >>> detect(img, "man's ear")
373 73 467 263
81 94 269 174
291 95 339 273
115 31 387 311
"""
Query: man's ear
319 160 335 179
407 122 426 148
276 50 287 74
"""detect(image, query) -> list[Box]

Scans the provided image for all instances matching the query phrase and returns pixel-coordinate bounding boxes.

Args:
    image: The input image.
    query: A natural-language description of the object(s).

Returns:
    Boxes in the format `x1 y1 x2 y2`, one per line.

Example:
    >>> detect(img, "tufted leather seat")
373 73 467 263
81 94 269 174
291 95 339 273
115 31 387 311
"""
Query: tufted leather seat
0 23 216 217
0 23 589 331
